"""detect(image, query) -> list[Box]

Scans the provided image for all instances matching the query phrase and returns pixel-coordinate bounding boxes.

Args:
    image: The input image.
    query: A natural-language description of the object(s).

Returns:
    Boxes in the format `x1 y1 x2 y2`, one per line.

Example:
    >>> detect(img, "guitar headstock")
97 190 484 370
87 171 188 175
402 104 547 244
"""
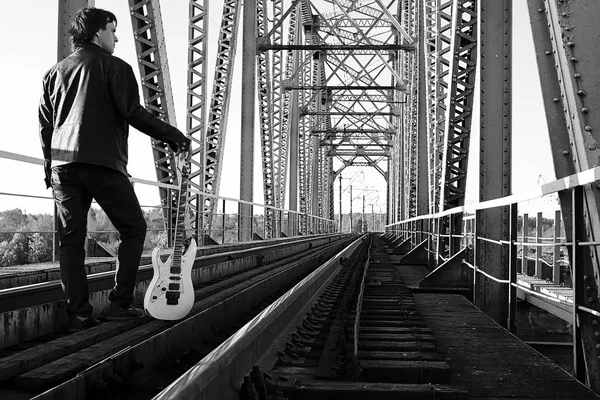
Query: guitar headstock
176 150 191 178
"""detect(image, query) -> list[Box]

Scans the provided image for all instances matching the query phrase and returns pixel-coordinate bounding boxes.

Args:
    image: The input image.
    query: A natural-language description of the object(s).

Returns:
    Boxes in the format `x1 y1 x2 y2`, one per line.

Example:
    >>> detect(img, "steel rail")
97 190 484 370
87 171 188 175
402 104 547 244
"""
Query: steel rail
0 234 349 314
153 236 366 400
26 237 354 400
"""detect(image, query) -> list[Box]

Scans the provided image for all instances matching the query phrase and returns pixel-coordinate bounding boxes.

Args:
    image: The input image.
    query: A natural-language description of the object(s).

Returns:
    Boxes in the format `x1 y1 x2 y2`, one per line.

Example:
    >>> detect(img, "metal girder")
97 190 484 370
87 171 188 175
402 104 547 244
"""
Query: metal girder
287 84 399 90
271 0 285 236
527 0 600 390
186 0 208 241
259 44 414 51
399 0 419 219
416 0 429 218
239 0 257 242
424 0 453 215
128 0 178 227
303 111 398 116
257 0 276 238
439 0 477 210
477 0 511 326
327 94 393 102
321 18 393 28
298 13 315 233
314 128 395 134
282 6 299 216
329 149 390 157
206 0 242 239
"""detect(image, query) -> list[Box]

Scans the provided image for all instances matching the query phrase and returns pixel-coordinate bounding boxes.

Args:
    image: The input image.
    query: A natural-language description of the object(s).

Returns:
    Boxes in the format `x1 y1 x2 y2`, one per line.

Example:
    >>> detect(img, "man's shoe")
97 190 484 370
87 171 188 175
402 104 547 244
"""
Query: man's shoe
100 303 145 320
67 315 101 333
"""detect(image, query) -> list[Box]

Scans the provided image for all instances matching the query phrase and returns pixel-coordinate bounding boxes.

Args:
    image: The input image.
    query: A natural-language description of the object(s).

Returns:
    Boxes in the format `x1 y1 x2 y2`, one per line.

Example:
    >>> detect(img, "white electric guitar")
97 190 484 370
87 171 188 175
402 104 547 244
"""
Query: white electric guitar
144 151 197 320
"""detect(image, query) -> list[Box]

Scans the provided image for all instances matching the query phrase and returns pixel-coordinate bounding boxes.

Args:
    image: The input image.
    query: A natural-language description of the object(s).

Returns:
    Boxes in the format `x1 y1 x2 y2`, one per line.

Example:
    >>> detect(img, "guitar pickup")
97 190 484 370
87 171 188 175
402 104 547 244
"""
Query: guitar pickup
168 283 180 291
166 291 180 305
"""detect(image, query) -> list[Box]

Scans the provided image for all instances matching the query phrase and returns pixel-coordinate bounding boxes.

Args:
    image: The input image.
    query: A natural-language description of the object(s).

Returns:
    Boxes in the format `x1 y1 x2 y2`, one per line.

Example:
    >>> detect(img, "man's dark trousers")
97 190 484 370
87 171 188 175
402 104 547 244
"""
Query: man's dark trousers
51 163 147 317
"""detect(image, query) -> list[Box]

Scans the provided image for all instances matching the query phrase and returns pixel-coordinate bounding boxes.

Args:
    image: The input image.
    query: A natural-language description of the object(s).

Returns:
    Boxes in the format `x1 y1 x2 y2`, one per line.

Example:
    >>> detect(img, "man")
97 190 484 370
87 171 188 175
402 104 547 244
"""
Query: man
39 7 191 332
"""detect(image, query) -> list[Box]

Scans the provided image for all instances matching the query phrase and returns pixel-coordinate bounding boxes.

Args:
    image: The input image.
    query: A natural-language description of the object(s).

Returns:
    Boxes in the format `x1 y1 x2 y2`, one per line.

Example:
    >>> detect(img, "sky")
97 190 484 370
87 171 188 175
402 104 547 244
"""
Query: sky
0 0 556 218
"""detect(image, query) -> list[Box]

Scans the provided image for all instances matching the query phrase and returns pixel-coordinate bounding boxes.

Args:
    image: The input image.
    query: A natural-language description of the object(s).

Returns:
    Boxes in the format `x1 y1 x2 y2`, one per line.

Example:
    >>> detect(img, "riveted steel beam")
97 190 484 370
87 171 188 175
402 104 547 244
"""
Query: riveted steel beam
258 44 415 51
439 0 476 211
206 0 242 241
257 0 276 238
528 0 600 390
128 0 178 230
186 0 208 242
239 0 256 242
477 0 511 326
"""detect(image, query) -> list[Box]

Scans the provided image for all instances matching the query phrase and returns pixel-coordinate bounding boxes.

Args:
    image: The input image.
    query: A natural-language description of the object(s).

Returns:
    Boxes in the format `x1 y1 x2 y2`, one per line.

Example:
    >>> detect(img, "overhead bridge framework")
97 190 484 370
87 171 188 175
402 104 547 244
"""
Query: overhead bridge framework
57 0 600 392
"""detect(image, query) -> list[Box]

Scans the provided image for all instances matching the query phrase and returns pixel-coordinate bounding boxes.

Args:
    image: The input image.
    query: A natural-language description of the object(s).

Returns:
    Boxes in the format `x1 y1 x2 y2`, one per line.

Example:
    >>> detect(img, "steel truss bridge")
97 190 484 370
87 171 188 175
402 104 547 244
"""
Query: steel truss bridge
11 0 598 396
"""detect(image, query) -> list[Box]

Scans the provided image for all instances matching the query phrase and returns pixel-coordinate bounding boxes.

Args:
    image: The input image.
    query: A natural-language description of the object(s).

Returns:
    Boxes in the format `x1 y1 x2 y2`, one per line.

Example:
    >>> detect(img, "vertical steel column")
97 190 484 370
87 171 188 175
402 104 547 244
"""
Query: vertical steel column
257 0 275 238
271 0 285 223
187 0 209 243
438 0 477 264
239 0 257 242
129 0 179 234
508 203 518 334
416 0 429 218
283 6 299 222
477 0 511 326
205 0 242 240
528 1 600 388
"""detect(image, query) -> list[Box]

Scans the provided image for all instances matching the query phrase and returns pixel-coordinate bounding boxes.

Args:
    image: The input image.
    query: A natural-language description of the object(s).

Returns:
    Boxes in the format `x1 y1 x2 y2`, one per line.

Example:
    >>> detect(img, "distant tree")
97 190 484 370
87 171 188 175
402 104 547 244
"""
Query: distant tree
0 209 28 242
28 233 52 263
146 229 168 250
0 240 17 267
0 233 29 266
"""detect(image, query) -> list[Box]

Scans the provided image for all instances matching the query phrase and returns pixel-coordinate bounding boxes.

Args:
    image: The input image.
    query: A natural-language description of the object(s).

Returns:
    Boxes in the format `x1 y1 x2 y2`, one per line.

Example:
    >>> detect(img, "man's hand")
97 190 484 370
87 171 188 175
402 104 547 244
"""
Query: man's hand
168 136 192 154
44 159 52 189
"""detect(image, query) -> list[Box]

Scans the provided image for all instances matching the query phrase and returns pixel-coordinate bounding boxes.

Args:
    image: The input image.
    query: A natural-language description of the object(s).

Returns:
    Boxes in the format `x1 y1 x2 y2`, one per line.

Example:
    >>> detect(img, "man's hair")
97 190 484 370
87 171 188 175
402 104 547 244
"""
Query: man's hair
69 7 117 48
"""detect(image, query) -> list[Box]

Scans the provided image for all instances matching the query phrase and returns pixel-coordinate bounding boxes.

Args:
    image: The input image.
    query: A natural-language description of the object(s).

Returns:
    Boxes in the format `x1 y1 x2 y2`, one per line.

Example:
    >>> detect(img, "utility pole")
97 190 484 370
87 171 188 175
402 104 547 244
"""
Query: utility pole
362 195 365 233
350 185 353 233
371 204 374 233
339 174 342 232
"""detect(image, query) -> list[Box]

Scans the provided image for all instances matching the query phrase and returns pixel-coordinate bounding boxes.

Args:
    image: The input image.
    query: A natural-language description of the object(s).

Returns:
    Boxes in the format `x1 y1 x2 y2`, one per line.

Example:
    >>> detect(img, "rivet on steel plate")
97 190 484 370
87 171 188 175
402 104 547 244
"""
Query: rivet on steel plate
585 126 593 132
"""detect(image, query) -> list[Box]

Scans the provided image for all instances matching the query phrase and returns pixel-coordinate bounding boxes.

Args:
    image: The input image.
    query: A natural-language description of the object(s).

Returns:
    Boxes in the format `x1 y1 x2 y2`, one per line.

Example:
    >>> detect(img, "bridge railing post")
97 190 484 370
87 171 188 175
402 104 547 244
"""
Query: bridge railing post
508 203 518 335
571 186 586 382
222 199 226 244
553 210 561 284
522 212 528 275
535 211 543 278
473 210 482 307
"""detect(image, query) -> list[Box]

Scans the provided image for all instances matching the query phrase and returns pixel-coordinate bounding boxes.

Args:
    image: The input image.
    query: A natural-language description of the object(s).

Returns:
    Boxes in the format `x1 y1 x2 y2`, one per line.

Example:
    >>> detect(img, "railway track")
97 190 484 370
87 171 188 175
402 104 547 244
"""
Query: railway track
0 235 353 399
156 234 469 400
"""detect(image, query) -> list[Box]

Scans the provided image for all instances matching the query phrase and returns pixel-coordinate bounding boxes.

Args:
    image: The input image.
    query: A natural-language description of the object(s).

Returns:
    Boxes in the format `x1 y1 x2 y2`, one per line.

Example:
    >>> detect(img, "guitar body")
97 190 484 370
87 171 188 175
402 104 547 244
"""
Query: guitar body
144 238 197 320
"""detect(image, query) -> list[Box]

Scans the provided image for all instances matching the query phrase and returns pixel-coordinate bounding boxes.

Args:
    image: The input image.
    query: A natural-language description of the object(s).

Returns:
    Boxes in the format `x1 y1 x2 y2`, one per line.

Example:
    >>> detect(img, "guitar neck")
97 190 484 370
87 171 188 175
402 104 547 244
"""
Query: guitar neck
172 155 191 269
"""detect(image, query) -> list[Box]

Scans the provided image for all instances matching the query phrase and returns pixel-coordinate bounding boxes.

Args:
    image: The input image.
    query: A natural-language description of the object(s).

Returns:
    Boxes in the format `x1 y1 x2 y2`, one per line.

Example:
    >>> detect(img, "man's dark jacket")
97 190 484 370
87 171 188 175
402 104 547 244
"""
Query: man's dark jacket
39 43 186 177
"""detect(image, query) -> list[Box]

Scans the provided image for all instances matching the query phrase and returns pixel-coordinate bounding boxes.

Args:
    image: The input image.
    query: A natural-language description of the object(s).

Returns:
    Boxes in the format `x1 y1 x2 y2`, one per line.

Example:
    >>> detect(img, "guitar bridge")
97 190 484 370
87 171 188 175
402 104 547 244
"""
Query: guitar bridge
165 291 180 305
